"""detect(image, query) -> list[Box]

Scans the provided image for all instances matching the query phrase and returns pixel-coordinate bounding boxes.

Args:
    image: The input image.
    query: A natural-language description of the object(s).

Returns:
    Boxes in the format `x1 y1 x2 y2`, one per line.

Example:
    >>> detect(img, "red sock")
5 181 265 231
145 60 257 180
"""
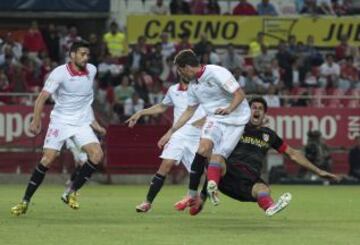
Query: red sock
257 193 274 211
207 163 222 185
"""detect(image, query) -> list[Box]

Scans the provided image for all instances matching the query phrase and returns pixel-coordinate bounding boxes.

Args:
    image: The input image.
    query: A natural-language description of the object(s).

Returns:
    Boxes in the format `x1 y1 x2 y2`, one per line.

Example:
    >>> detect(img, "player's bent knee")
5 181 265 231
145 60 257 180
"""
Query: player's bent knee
89 149 104 164
158 161 175 175
40 153 58 167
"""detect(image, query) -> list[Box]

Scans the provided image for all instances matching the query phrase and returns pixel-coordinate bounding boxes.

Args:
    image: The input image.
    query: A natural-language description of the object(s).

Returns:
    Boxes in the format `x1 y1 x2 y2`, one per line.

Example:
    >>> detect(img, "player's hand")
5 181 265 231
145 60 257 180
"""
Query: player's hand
125 112 142 128
90 122 107 136
29 120 41 135
214 107 231 115
318 170 342 182
157 131 172 149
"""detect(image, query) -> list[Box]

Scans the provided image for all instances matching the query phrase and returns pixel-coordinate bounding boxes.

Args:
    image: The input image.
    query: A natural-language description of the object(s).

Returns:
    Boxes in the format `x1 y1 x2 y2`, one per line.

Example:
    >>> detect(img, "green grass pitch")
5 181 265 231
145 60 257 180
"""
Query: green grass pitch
0 185 359 245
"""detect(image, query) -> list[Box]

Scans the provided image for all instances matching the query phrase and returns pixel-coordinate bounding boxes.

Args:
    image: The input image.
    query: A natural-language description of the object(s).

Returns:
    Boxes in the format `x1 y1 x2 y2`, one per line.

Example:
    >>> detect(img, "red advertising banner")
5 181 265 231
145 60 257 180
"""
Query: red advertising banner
0 106 51 147
267 108 360 147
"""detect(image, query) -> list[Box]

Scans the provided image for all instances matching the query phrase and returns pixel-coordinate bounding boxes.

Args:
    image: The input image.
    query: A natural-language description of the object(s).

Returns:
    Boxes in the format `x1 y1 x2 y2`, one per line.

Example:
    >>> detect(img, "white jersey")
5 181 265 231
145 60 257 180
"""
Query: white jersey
161 83 206 125
188 65 250 126
43 63 97 126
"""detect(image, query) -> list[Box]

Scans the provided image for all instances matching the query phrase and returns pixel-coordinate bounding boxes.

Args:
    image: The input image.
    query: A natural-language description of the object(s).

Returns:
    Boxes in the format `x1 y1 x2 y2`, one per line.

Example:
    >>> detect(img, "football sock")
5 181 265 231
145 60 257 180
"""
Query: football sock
70 160 97 192
257 192 274 211
188 153 207 198
23 164 49 202
70 165 82 183
200 179 208 200
207 162 222 185
146 173 166 203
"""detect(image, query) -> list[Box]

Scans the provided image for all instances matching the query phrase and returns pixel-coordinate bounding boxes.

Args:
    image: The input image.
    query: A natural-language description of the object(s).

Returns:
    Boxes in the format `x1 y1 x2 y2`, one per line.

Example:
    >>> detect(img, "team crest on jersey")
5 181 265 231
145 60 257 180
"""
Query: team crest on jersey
262 133 269 142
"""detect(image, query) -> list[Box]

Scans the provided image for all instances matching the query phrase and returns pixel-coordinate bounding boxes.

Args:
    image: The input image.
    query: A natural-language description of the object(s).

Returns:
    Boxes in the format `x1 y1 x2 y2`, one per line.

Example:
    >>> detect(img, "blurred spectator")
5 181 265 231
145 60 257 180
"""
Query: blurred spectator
304 67 320 87
150 0 169 15
263 86 281 107
103 22 126 58
276 40 292 70
233 67 246 88
221 44 244 71
98 53 123 86
170 0 191 14
243 66 262 94
127 44 147 73
294 90 311 106
206 0 221 14
248 32 268 57
113 75 135 120
335 34 353 61
1 33 22 61
42 23 60 62
233 0 258 15
190 0 207 14
20 56 40 92
149 79 164 105
10 65 27 93
23 21 47 59
137 36 152 55
283 57 303 88
39 56 52 84
319 53 340 87
160 33 176 58
160 56 177 86
204 43 221 65
332 0 350 15
146 42 164 77
303 130 332 174
258 64 279 92
348 136 360 180
300 0 321 14
194 33 212 57
62 26 82 61
176 32 192 53
295 0 305 12
317 0 335 14
257 0 278 15
303 35 323 67
124 93 145 121
254 45 273 73
88 33 103 66
0 69 11 104
133 72 150 104
339 56 359 90
287 35 297 55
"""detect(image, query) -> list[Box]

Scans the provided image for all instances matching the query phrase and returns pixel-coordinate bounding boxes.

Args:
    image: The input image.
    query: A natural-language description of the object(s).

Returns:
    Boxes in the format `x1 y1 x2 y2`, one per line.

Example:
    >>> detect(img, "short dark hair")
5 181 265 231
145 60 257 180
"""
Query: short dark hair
174 49 200 67
69 41 90 55
249 97 268 112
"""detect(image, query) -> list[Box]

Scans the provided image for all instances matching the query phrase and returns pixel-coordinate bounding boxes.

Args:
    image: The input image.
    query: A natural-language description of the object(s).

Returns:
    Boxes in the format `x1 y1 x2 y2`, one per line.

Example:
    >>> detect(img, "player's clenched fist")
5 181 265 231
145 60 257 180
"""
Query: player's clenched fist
29 121 41 135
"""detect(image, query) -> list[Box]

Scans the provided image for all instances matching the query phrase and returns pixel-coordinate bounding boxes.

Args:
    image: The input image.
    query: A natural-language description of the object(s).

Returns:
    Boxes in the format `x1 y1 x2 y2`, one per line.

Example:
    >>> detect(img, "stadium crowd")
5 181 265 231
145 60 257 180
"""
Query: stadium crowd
0 0 359 123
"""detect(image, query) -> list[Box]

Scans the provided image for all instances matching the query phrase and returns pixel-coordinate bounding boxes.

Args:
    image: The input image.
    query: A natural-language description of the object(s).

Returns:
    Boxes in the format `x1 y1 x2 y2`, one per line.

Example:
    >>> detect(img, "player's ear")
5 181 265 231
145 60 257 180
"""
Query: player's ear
70 51 76 59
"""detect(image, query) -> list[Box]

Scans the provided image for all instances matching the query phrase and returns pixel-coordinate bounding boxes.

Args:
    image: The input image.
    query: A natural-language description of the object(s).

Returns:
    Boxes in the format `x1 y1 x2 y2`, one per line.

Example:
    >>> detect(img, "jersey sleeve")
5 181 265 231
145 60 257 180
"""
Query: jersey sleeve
270 129 288 153
43 67 63 94
161 89 173 106
214 67 240 94
187 84 200 106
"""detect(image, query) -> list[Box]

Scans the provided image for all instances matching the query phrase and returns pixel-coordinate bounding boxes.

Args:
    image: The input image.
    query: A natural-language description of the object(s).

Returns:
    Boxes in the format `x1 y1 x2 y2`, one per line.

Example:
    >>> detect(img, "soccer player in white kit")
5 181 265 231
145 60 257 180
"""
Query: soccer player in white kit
125 78 206 213
11 41 103 216
158 49 251 209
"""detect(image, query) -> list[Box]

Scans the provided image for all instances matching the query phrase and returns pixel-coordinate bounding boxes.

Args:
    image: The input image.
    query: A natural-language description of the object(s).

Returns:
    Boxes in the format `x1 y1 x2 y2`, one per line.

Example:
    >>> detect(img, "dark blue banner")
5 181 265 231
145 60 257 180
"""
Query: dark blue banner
0 0 109 12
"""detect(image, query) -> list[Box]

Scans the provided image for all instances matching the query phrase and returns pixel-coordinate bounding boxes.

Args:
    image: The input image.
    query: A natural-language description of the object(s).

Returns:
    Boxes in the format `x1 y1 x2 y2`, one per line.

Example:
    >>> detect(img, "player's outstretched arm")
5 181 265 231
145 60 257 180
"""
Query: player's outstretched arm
284 146 341 182
157 105 197 148
126 104 168 128
30 90 51 135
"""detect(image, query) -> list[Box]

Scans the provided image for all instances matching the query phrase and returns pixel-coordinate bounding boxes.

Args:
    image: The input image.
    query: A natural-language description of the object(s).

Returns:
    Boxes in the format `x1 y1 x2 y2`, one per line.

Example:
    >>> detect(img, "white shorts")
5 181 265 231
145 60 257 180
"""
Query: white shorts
66 139 88 164
201 118 246 158
160 125 201 172
44 122 99 151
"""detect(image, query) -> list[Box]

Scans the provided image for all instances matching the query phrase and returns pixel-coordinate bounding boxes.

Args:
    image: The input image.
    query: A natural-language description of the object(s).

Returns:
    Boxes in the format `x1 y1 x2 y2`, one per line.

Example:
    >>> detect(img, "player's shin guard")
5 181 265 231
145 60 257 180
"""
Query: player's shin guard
146 173 166 203
207 162 222 185
257 192 274 211
70 160 97 192
70 165 82 183
23 164 49 202
188 153 207 198
200 178 208 200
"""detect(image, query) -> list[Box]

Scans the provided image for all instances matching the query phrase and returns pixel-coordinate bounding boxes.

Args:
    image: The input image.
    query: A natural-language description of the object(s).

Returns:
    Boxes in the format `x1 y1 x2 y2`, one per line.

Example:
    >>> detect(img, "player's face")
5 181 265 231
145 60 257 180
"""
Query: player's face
250 102 265 126
177 65 195 81
72 47 90 69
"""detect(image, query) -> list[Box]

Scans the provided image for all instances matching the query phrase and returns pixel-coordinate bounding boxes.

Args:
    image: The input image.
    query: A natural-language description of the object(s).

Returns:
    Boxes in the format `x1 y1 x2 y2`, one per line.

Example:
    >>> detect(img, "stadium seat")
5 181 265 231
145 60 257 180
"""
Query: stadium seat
344 88 360 108
311 88 326 107
327 88 345 108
